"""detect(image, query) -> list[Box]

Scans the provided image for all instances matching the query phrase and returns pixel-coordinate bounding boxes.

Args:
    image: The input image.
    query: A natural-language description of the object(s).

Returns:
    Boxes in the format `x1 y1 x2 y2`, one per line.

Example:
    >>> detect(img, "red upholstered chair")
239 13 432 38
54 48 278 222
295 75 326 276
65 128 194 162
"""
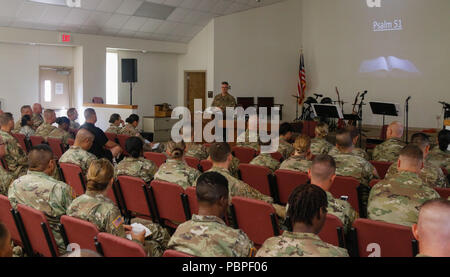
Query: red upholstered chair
144 152 167 168
232 146 257 164
435 187 450 199
105 132 117 143
12 133 28 153
163 249 194 257
59 215 99 252
67 138 75 146
302 121 317 138
116 176 155 221
369 179 381 188
270 152 283 162
0 195 25 249
95 232 145 257
318 214 345 248
16 204 60 257
350 218 417 257
441 167 448 177
117 134 131 156
184 156 200 170
238 164 274 198
200 160 213 172
47 137 65 159
230 197 280 247
149 180 189 228
274 170 309 205
92 97 104 104
29 135 45 147
59 163 86 196
330 176 361 214
370 161 393 179
184 186 198 217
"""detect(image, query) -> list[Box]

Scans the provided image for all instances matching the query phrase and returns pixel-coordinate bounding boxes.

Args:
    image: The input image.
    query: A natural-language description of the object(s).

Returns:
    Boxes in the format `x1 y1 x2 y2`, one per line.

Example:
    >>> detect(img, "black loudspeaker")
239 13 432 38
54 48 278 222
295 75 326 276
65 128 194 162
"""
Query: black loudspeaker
121 59 137 83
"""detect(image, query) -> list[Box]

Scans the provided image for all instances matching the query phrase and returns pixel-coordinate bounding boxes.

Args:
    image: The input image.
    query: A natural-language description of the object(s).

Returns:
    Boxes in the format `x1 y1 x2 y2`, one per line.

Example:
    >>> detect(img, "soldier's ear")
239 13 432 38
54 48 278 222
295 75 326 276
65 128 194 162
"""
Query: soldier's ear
412 224 419 241
397 159 401 169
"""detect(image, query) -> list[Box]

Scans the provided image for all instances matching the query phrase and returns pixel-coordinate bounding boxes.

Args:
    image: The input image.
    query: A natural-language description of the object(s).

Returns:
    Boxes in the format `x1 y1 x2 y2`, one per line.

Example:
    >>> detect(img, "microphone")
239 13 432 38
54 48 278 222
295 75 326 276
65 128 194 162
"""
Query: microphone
406 96 412 102
360 90 368 97
314 94 323 98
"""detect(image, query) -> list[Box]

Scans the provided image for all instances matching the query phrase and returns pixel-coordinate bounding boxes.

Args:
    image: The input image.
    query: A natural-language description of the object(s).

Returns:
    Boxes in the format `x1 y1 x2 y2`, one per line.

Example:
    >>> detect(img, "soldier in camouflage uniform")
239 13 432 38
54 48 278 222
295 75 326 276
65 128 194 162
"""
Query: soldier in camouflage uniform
256 184 349 257
373 121 407 162
426 129 450 174
67 108 80 131
8 145 73 254
277 123 294 160
368 145 440 227
168 172 255 257
0 166 14 196
185 142 208 160
0 113 28 178
48 116 73 145
211 81 237 112
280 134 312 173
68 159 169 257
250 152 280 173
412 199 450 257
12 105 33 133
32 103 44 129
119 114 152 152
385 133 448 188
105 113 124 134
236 128 260 151
310 122 333 155
308 155 357 233
59 128 97 175
154 140 201 189
329 126 369 160
116 137 157 183
205 143 286 218
35 109 57 140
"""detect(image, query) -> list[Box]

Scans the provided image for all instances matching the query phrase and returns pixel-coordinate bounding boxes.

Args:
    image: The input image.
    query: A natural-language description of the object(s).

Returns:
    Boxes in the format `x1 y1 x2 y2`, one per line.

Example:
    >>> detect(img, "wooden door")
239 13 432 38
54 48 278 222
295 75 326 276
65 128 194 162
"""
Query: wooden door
186 72 206 113
39 67 72 110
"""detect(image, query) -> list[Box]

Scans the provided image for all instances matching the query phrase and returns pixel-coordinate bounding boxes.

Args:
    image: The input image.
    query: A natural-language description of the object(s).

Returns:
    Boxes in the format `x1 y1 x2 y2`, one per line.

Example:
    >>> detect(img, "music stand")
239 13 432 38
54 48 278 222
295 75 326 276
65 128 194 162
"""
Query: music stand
369 102 399 127
312 104 344 120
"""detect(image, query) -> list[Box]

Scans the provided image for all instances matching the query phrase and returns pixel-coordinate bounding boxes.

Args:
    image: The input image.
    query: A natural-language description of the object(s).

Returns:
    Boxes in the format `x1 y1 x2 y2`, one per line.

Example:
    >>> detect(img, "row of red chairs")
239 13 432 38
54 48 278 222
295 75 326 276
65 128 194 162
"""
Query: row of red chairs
11 133 74 159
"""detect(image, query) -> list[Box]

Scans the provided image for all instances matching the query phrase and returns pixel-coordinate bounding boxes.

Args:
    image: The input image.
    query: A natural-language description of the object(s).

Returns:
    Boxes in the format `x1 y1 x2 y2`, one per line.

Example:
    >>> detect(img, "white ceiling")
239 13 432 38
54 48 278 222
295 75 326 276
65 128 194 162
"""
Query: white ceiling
0 0 285 43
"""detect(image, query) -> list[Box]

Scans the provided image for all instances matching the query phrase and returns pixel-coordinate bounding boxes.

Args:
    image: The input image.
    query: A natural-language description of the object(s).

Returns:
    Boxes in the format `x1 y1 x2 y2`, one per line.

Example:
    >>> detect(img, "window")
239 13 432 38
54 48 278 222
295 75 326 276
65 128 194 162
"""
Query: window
106 52 118 104
44 80 52 102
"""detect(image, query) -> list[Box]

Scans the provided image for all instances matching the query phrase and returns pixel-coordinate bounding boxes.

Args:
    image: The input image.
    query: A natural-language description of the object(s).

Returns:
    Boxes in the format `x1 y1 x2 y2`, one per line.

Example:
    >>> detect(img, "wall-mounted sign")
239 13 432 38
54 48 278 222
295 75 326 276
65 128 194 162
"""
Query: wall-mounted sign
58 33 72 43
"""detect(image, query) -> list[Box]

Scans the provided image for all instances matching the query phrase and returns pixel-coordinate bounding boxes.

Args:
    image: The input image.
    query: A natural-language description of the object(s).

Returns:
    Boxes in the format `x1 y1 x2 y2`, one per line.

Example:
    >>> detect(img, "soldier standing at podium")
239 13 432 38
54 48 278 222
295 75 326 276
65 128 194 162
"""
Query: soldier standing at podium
212 81 237 112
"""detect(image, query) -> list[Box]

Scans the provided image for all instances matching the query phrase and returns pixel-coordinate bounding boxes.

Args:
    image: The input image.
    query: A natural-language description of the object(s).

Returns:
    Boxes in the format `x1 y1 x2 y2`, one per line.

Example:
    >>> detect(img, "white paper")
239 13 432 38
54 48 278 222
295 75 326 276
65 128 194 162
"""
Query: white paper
55 83 64 95
126 223 151 240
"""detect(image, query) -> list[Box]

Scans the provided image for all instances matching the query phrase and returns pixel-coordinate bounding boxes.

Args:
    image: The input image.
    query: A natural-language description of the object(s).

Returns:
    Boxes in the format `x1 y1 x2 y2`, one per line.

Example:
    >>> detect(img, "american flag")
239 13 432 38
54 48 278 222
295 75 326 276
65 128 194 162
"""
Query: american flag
298 52 306 104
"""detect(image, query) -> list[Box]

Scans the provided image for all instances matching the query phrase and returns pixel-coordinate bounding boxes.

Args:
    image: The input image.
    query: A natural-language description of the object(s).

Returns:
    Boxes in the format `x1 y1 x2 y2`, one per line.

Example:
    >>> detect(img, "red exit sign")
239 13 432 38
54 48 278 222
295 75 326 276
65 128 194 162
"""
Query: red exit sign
58 33 72 43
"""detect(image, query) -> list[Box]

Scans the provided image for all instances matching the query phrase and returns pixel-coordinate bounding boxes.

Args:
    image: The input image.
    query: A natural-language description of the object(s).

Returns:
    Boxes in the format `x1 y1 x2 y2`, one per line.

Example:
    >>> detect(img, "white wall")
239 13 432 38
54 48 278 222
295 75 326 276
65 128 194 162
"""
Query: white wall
213 0 302 121
177 20 215 108
0 43 73 121
117 50 179 121
301 0 450 128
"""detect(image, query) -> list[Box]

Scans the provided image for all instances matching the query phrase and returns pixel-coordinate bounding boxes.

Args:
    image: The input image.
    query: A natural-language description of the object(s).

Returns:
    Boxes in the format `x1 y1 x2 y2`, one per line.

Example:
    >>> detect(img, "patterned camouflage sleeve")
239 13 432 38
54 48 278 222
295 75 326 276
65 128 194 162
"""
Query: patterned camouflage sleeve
232 230 254 257
188 168 201 187
235 179 274 203
435 167 449 188
363 161 376 185
49 182 74 214
104 207 127 238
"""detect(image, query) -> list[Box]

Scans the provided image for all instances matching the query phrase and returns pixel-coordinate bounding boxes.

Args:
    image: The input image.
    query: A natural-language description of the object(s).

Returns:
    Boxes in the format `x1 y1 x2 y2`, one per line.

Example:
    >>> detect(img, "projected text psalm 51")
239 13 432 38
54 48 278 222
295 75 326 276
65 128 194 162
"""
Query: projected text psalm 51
373 19 403 32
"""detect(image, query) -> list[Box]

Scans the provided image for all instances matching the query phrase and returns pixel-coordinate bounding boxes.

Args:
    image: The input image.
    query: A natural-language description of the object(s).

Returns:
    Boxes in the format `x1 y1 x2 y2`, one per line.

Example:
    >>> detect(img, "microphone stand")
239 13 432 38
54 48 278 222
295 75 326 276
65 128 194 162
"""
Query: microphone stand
358 93 366 148
405 97 411 143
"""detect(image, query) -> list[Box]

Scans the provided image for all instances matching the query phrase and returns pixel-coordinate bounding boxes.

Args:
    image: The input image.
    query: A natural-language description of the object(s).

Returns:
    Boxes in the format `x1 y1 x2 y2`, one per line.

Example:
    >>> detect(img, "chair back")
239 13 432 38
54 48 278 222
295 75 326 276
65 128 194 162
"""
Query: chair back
199 160 213 172
232 146 257 164
163 249 194 257
184 186 198 217
184 156 200 170
238 164 273 197
96 232 146 257
47 137 64 159
0 195 23 246
330 176 360 214
318 214 345 248
369 161 393 179
117 176 154 220
12 133 28 153
60 215 99 252
59 163 86 196
435 187 450 199
274 170 309 205
29 136 45 147
369 179 380 188
116 134 130 156
270 152 283 162
105 132 117 143
67 138 75 146
144 152 167 168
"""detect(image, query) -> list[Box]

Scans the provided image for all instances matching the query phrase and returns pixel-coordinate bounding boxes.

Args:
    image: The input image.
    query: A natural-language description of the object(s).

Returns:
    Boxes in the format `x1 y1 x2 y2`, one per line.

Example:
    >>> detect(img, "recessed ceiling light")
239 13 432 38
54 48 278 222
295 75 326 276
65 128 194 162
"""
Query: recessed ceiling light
134 2 176 20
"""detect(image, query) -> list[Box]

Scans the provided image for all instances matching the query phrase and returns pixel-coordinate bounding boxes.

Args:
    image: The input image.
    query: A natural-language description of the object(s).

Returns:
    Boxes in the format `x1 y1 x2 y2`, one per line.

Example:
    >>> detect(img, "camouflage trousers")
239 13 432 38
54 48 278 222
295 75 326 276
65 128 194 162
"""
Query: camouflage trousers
131 218 171 257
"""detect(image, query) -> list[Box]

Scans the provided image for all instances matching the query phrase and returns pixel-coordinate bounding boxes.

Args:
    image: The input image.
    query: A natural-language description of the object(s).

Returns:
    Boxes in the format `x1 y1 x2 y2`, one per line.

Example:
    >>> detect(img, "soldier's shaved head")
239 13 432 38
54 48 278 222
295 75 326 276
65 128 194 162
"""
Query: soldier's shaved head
209 142 231 163
20 105 32 116
335 128 353 149
387 121 404 139
28 144 54 172
413 199 450 257
310 155 336 184
74 128 94 151
397 144 423 172
0 113 13 127
196 172 229 205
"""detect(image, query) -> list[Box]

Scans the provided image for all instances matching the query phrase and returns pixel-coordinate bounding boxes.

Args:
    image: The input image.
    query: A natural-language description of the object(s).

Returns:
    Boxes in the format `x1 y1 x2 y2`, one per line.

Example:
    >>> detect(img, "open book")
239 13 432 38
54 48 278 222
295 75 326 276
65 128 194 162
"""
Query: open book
360 56 420 73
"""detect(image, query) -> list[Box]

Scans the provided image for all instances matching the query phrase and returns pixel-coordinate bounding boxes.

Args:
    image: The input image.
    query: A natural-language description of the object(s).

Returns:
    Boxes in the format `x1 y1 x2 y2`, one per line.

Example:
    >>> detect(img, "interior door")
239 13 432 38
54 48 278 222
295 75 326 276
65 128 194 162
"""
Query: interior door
186 72 206 113
39 68 72 110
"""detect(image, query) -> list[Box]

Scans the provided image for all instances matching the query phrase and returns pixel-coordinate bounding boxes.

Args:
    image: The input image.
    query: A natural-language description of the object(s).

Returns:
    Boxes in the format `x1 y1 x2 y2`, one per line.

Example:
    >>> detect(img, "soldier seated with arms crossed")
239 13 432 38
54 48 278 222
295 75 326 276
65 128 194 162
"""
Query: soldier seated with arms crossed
412 199 450 257
368 145 440 227
256 183 349 257
67 159 170 257
385 133 448 188
372 121 406 162
59 128 97 175
168 172 255 257
154 140 200 189
308 155 357 233
310 122 333 155
8 144 73 254
115 137 157 183
205 142 286 218
279 134 312 173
